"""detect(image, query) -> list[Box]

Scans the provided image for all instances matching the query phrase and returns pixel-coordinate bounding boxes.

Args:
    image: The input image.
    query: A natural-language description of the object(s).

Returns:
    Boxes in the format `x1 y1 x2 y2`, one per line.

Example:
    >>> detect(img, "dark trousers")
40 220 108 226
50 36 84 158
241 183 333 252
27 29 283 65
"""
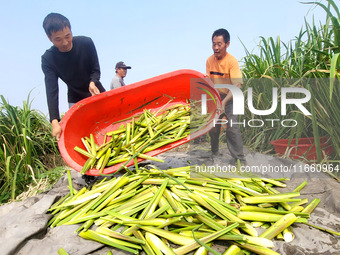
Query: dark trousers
209 99 245 160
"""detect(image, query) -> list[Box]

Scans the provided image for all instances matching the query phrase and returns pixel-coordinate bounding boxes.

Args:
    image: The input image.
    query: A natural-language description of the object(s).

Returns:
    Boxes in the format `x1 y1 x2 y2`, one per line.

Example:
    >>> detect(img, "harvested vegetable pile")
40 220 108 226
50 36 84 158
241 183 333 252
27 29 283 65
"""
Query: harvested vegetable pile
74 104 192 174
48 166 327 255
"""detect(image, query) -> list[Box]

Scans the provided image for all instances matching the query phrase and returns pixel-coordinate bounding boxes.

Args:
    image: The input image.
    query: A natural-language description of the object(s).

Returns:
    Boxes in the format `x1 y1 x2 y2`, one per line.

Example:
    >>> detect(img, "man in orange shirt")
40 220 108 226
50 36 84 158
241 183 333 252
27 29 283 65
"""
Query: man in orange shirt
206 28 245 165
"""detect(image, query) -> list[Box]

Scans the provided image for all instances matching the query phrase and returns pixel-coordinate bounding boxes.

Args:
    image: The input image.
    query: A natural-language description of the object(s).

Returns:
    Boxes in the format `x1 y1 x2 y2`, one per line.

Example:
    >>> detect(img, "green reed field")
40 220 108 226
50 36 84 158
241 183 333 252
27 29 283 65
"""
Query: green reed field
240 0 340 163
0 94 63 203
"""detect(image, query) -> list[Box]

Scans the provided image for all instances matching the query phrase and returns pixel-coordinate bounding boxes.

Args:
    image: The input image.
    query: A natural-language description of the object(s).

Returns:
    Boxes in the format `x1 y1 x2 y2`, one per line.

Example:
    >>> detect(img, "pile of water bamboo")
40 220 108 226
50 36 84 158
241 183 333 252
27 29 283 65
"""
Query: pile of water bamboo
50 166 325 255
74 103 209 175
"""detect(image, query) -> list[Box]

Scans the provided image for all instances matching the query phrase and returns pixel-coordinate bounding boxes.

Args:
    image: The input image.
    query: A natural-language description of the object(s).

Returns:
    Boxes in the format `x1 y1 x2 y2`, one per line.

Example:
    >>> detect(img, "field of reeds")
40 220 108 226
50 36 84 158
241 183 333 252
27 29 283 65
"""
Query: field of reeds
240 0 340 164
0 94 63 204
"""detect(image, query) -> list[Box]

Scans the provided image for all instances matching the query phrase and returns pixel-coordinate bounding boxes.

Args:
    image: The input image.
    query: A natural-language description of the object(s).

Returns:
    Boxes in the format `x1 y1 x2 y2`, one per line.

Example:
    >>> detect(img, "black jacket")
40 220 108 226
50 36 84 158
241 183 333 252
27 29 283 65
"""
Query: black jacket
42 36 105 121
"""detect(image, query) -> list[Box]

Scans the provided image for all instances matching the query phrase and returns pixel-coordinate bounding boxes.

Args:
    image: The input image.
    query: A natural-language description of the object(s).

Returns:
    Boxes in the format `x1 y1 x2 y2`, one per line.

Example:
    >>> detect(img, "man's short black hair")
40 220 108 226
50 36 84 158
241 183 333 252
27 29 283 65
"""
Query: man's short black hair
43 13 71 37
212 28 230 43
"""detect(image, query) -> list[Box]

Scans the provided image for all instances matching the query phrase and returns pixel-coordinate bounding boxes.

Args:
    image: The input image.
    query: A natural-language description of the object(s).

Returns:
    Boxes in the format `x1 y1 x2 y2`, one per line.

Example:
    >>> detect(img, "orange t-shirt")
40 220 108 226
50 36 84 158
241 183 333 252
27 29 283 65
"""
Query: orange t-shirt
206 53 242 95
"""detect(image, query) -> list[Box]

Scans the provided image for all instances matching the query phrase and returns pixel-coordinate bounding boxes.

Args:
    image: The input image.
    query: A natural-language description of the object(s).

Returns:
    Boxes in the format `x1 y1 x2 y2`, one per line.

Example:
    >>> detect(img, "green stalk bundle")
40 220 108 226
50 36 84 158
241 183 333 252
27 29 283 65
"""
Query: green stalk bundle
73 104 192 175
47 165 333 255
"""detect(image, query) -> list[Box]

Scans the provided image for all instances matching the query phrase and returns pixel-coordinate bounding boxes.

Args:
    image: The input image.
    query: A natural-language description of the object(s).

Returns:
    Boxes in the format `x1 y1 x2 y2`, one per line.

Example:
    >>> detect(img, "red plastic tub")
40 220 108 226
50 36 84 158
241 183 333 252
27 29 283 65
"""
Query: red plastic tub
58 69 221 175
270 136 333 160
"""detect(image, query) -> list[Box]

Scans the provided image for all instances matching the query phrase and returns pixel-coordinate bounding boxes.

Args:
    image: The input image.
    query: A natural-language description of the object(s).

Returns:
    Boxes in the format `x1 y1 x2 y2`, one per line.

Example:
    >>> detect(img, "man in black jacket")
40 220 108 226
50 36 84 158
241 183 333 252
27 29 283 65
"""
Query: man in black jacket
41 13 105 140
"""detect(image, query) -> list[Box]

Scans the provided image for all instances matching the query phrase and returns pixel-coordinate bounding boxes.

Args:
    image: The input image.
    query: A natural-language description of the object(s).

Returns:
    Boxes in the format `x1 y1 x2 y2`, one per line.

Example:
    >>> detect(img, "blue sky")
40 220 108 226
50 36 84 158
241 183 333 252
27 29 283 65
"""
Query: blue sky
0 0 326 117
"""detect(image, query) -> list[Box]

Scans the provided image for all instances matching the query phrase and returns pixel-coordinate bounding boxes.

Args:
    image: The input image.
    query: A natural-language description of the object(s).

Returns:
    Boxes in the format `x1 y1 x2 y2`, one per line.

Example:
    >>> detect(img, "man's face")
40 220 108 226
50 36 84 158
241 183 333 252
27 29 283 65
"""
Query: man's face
116 68 128 78
212 35 230 60
48 27 73 53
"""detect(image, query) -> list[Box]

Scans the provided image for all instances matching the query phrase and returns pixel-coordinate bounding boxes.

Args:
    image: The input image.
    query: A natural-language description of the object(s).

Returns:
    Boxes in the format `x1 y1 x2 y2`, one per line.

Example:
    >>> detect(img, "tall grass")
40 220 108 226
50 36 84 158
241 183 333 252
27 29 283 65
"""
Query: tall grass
0 94 61 203
240 0 340 162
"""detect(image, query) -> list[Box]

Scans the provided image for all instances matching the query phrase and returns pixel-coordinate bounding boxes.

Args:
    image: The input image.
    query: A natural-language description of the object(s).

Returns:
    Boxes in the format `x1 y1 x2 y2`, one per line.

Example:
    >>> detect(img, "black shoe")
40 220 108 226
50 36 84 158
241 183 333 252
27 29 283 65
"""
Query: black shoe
82 175 98 188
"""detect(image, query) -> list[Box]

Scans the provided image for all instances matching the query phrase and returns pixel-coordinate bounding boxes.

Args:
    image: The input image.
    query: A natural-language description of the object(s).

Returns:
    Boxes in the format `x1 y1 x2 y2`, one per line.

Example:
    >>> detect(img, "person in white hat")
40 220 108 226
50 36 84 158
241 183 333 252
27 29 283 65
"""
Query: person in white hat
110 61 132 89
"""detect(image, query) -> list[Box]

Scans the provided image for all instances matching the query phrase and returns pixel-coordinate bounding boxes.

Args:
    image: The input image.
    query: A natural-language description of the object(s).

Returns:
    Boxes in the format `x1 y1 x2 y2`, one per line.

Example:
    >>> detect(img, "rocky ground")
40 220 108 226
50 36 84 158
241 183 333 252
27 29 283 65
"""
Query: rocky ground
1 144 339 255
